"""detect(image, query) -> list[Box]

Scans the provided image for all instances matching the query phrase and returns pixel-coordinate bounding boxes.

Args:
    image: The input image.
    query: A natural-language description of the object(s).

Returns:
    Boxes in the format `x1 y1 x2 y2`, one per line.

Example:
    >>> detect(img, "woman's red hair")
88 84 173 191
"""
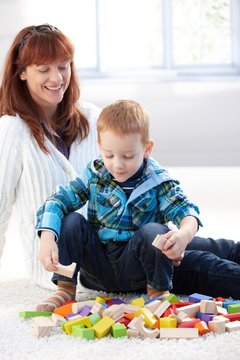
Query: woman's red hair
0 24 89 152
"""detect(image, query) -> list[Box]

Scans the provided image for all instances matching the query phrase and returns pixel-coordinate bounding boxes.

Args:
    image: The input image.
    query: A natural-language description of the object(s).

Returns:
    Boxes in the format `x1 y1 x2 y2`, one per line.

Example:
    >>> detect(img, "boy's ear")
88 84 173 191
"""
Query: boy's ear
144 140 153 158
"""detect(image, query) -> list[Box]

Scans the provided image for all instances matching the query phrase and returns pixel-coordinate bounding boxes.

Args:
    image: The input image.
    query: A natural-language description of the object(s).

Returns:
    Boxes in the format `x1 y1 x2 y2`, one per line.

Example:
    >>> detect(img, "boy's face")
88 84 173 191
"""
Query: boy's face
98 130 153 183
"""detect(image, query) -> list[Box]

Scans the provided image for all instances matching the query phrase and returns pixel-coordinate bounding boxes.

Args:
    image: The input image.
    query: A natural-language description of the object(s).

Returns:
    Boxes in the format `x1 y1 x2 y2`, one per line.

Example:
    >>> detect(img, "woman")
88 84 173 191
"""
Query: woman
0 24 100 289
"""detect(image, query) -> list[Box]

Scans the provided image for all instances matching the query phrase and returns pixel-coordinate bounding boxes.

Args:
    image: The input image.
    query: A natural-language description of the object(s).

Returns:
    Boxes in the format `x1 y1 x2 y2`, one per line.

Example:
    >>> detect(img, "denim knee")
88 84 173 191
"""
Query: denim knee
139 223 169 244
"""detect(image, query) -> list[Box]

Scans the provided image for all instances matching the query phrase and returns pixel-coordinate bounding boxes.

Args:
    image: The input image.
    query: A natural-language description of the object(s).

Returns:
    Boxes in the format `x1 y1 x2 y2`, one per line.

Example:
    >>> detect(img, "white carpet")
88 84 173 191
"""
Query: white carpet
1 276 240 360
1 167 240 360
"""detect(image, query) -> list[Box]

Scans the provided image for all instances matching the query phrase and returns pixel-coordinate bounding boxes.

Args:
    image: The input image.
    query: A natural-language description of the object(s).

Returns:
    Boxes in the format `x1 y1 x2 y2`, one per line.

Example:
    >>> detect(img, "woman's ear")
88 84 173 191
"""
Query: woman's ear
144 140 153 158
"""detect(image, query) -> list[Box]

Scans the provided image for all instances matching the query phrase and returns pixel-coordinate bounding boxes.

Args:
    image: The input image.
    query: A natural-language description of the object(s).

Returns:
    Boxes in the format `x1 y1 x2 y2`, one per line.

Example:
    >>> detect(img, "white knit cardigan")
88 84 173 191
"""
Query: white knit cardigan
0 100 100 289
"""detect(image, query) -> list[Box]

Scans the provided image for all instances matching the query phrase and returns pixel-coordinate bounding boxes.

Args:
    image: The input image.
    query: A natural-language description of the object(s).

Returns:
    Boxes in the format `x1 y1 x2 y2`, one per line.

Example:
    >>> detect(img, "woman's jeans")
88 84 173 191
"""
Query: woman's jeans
52 213 240 299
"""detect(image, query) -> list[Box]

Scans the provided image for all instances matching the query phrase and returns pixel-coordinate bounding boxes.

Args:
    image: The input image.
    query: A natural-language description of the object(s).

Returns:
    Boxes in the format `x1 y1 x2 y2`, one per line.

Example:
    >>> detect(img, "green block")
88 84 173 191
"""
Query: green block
228 303 240 314
163 293 180 303
112 323 127 338
73 325 95 340
19 311 52 318
89 312 101 326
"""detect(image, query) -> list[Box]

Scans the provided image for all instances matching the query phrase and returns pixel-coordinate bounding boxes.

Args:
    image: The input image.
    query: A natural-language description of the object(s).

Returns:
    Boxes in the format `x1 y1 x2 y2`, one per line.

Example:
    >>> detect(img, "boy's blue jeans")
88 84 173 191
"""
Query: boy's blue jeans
52 213 240 299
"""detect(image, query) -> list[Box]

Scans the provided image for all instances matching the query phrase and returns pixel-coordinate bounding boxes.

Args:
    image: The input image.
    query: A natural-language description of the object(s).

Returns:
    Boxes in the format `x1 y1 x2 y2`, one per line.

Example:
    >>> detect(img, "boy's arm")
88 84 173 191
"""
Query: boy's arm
38 230 59 272
36 176 89 240
160 215 198 263
156 179 201 263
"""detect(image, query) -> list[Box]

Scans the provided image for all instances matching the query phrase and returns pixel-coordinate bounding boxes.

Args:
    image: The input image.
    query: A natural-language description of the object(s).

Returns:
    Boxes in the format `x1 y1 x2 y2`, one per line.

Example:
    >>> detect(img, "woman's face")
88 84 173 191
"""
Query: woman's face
20 60 71 118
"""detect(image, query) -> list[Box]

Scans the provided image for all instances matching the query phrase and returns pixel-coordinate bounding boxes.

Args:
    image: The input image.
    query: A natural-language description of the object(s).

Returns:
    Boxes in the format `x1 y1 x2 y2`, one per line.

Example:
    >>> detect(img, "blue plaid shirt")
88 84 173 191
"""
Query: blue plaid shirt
36 157 202 242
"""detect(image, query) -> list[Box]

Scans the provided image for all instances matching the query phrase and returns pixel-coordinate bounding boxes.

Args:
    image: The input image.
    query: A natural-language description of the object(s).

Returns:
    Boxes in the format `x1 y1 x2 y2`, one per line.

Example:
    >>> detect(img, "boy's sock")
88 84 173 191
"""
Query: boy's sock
147 285 170 300
36 280 76 312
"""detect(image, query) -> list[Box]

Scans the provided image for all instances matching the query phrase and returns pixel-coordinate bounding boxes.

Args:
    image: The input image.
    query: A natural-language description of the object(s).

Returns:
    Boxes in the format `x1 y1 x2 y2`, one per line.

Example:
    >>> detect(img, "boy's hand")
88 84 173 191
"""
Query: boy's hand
160 230 187 261
38 230 59 272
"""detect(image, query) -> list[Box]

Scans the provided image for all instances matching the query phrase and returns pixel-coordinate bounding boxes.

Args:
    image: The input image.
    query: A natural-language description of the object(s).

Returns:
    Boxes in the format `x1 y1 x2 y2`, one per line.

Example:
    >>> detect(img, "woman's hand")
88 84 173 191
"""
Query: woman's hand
38 230 59 272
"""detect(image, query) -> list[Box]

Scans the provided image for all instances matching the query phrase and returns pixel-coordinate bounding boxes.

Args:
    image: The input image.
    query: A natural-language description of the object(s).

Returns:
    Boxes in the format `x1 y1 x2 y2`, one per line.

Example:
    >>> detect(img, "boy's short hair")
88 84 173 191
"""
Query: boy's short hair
97 99 150 145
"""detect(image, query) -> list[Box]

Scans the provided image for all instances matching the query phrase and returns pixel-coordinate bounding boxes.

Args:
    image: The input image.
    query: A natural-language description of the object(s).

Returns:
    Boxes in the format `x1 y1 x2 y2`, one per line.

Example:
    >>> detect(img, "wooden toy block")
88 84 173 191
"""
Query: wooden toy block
208 320 225 334
222 300 238 309
19 311 52 318
152 234 165 250
216 305 227 315
163 294 180 304
139 324 159 339
123 313 135 321
176 303 200 317
72 325 95 340
117 317 131 327
79 305 91 316
131 297 145 307
223 313 240 321
53 301 75 317
228 303 240 314
66 313 82 321
194 321 210 335
33 317 55 338
55 262 77 278
145 299 161 313
225 320 240 332
121 304 140 314
72 300 95 314
178 318 200 328
189 293 213 303
102 304 126 321
214 297 225 302
175 311 189 323
174 301 195 308
159 317 177 328
127 328 140 337
51 313 66 326
160 328 198 339
89 302 105 316
89 312 101 326
200 300 217 314
135 307 157 327
72 323 84 334
153 300 171 318
95 296 107 304
63 316 92 335
196 312 213 323
106 298 125 306
112 323 127 338
134 315 159 338
128 315 145 330
213 315 230 323
93 316 115 338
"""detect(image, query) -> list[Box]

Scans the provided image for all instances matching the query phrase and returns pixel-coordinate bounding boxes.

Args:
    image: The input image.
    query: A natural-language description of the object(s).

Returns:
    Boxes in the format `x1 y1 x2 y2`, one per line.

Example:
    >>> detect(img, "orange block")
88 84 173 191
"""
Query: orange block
124 313 135 320
194 321 210 335
53 301 76 317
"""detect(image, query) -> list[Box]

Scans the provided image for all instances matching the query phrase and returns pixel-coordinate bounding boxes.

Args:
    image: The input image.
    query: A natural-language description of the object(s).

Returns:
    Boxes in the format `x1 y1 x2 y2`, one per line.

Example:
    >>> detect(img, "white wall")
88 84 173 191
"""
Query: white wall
1 0 240 166
81 78 240 166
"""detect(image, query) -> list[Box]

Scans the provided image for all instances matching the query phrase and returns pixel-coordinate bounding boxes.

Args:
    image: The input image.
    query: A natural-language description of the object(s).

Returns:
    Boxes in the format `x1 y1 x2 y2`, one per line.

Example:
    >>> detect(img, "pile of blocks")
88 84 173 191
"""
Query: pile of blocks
19 292 240 339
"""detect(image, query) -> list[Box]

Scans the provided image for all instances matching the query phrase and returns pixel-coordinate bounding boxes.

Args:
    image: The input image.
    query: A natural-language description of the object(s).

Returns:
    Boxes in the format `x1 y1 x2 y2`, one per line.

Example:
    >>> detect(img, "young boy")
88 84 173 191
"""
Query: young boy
36 100 240 311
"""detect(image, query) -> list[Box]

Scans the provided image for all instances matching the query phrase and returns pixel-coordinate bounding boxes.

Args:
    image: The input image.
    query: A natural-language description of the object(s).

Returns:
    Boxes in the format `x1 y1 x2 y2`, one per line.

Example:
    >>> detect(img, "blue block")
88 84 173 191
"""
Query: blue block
188 293 213 303
196 312 214 323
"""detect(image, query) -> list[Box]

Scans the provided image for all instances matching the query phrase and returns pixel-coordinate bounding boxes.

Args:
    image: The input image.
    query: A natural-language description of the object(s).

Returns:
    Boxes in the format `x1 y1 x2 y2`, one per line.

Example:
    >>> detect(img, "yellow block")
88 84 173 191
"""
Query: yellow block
160 317 177 328
93 316 115 338
131 297 145 307
135 307 157 328
63 316 92 335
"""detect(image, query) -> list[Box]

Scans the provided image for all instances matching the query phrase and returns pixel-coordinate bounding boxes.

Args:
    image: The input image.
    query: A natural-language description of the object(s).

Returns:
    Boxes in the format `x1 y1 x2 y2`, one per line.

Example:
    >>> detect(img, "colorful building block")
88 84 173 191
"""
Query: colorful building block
112 323 127 338
19 311 52 318
72 324 95 340
55 262 76 278
93 316 115 338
